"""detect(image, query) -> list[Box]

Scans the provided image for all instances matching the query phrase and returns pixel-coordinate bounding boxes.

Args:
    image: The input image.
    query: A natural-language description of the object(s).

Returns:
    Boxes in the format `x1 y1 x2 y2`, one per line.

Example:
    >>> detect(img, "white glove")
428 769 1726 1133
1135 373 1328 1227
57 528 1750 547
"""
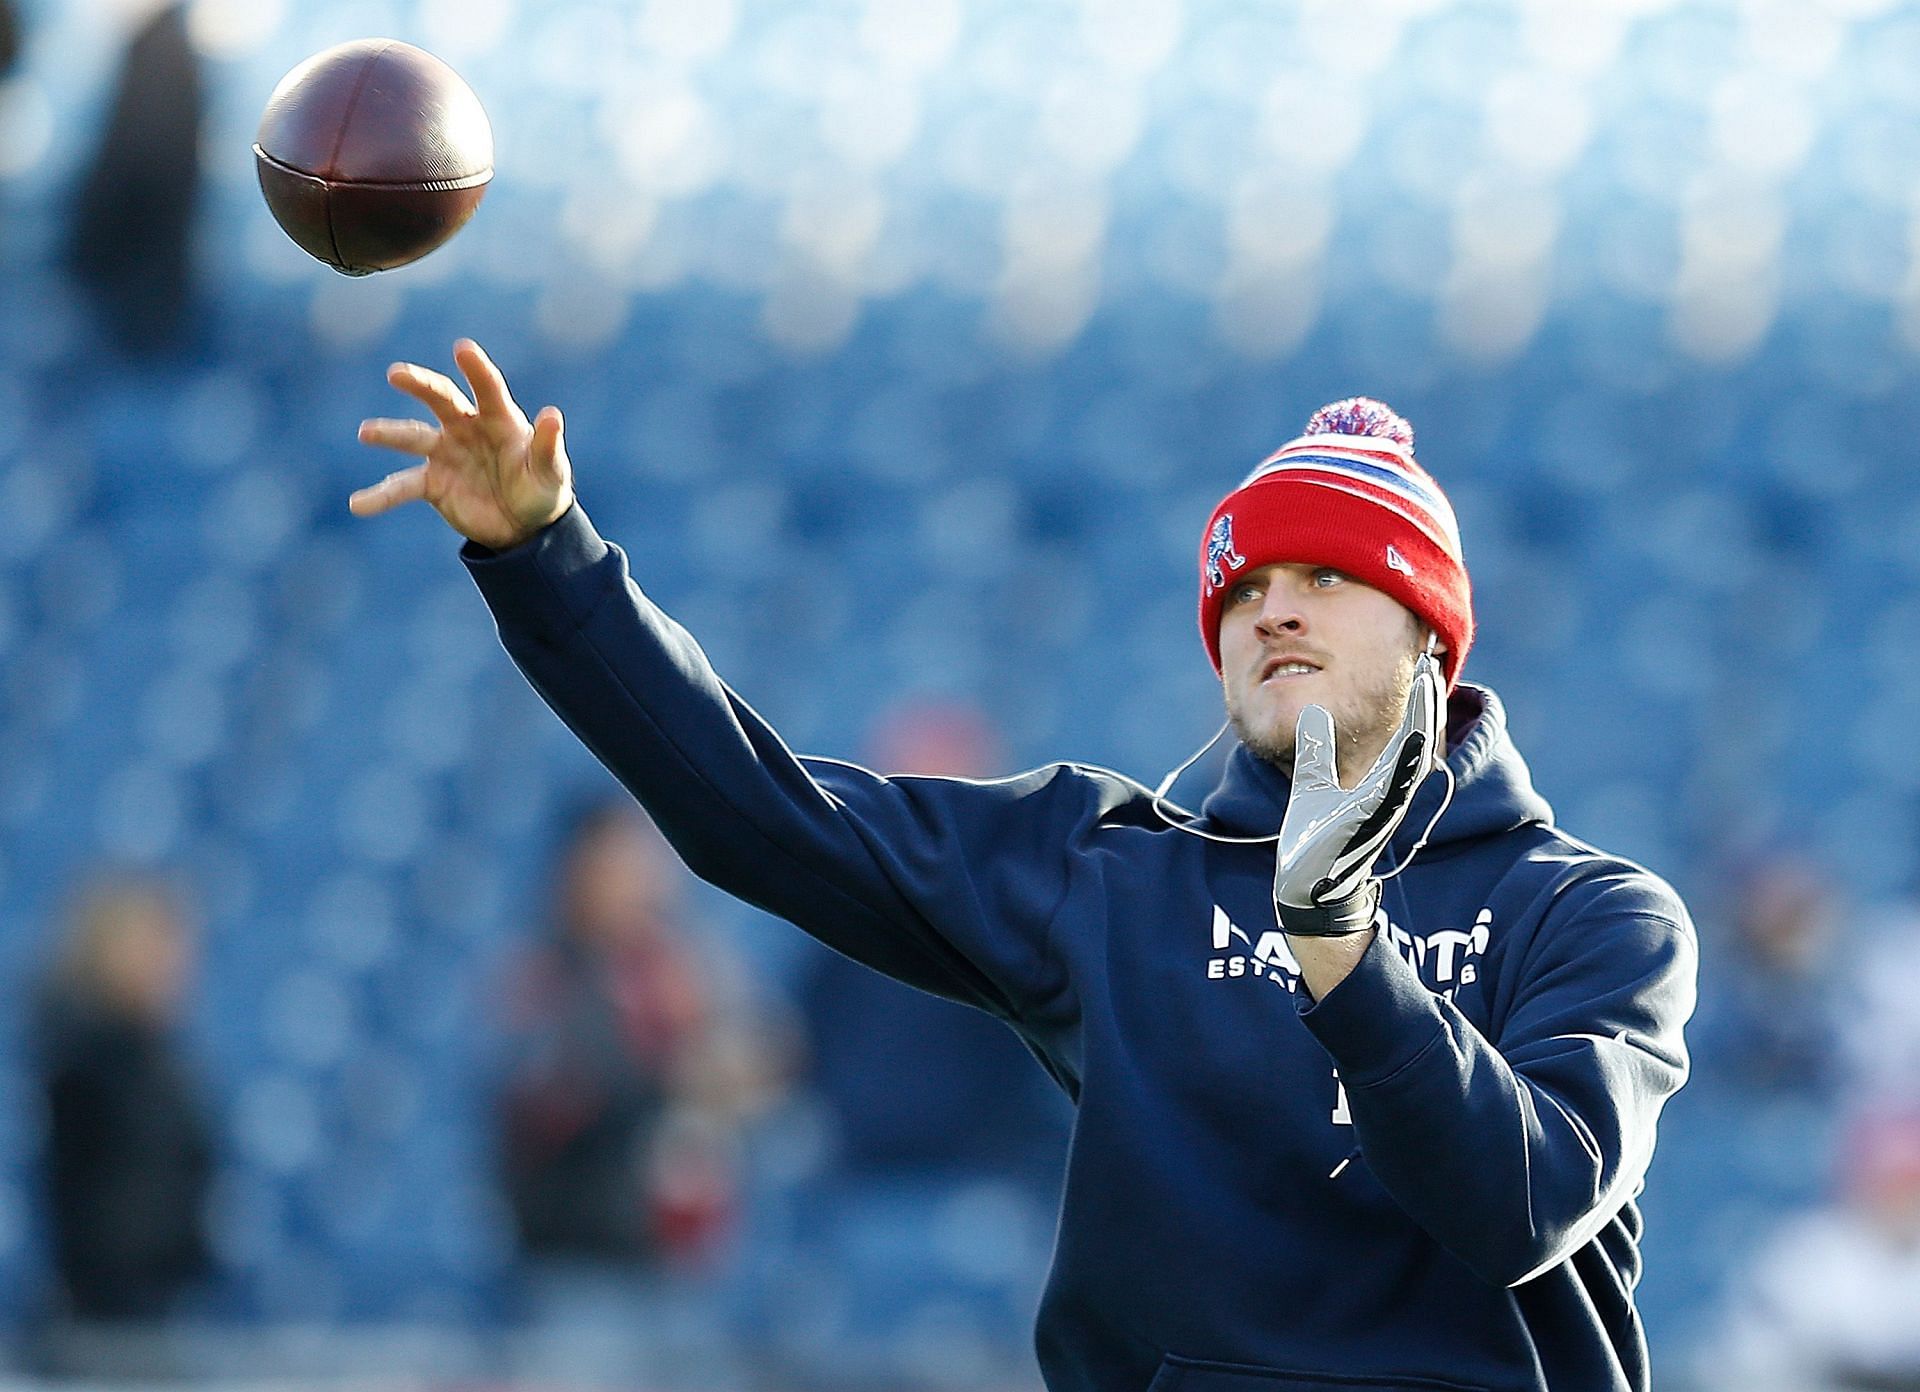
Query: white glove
1272 653 1444 937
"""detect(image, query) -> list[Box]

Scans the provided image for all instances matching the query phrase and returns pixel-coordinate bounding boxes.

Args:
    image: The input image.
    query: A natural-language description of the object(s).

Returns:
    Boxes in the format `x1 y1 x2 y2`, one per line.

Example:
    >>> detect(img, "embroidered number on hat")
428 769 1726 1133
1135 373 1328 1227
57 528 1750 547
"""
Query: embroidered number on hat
1385 544 1414 576
1206 515 1248 593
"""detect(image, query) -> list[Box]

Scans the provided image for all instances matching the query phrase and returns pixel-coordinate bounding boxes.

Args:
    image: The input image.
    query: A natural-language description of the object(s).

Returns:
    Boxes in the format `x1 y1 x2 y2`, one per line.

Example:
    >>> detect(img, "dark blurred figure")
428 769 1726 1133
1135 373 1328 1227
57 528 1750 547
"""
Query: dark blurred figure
65 1 203 355
498 799 786 1376
1638 857 1849 1354
34 873 213 1328
1698 1102 1920 1390
797 697 1071 1182
763 699 1072 1385
1693 857 1845 1099
0 0 22 79
0 0 25 259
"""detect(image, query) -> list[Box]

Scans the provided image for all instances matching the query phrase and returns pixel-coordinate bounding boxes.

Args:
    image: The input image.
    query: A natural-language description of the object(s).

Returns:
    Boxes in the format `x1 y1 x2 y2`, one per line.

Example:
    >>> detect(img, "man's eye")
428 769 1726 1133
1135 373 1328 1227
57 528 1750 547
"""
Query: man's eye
1230 583 1261 606
1313 569 1344 587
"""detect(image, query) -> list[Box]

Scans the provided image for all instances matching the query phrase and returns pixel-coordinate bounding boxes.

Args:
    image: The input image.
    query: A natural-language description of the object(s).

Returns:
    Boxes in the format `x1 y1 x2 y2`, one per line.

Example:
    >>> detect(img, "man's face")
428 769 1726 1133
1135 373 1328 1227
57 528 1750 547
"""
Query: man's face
1218 563 1431 786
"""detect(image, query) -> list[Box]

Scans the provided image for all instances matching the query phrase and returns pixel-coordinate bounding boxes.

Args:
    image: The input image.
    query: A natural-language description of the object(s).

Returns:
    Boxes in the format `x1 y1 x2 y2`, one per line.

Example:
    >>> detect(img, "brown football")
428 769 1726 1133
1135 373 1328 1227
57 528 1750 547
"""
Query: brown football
254 39 493 276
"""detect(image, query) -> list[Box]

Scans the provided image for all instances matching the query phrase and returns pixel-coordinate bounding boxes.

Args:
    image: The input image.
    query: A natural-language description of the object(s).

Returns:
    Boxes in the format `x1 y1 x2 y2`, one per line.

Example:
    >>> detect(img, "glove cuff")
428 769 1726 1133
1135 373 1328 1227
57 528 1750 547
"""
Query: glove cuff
1275 879 1380 938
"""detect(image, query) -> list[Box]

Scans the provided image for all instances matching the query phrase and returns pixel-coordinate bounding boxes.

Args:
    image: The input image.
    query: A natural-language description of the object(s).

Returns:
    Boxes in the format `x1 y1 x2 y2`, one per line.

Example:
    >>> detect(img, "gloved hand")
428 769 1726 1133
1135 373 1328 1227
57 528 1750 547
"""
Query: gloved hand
1273 653 1445 937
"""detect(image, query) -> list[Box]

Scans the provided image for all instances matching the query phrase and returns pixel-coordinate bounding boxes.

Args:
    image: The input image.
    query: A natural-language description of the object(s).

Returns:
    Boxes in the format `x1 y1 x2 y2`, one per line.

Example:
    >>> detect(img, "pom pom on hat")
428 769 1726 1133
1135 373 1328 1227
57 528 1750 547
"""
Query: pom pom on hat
1197 397 1475 686
1302 397 1415 451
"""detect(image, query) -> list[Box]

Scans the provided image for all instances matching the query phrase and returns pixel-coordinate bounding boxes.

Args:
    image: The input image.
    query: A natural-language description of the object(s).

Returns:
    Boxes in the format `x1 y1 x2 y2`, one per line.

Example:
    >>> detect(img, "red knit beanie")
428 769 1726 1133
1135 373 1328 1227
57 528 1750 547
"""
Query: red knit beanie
1198 398 1474 687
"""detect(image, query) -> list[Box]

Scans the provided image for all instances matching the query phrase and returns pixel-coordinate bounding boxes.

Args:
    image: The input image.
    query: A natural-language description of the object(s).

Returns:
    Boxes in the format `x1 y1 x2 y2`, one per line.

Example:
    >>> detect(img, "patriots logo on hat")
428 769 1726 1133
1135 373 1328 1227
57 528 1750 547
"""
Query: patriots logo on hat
1205 514 1247 593
1385 544 1414 576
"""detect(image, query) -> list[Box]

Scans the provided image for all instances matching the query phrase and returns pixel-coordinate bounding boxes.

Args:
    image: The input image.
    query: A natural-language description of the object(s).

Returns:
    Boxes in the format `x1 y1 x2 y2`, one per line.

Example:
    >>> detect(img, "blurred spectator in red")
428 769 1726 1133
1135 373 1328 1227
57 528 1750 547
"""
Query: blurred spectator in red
497 798 788 1372
33 872 213 1328
1697 1102 1920 1389
796 697 1071 1184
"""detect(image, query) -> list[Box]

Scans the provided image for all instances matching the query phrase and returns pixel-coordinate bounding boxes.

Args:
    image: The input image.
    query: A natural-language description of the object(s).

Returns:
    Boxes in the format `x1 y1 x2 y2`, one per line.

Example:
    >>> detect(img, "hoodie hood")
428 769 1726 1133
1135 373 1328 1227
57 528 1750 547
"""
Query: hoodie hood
1195 683 1554 853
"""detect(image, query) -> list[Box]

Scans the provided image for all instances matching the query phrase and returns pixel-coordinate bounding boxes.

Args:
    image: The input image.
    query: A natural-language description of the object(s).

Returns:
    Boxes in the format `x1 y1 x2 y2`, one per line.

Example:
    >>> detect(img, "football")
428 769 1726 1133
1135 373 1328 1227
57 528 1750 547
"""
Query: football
254 38 493 276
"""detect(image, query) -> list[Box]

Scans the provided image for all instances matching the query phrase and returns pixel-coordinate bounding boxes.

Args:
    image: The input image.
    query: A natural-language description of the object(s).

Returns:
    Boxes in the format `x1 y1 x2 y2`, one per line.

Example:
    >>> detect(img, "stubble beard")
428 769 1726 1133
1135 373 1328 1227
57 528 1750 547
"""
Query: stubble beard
1226 648 1420 783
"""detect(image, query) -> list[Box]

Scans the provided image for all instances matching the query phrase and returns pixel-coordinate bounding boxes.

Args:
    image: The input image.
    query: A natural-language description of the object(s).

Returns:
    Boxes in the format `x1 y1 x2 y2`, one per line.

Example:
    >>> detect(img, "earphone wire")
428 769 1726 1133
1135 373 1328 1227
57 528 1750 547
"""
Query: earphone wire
1150 727 1455 863
1147 722 1284 845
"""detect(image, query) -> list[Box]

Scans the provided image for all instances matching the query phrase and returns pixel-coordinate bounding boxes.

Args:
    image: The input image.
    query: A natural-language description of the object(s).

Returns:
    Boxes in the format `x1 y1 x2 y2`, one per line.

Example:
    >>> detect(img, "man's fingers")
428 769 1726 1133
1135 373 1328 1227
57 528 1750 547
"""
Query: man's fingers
349 464 430 517
358 417 440 456
454 339 517 419
387 361 477 428
1292 705 1340 792
1364 654 1443 787
1392 664 1428 742
529 406 566 486
1392 732 1429 799
1408 654 1444 775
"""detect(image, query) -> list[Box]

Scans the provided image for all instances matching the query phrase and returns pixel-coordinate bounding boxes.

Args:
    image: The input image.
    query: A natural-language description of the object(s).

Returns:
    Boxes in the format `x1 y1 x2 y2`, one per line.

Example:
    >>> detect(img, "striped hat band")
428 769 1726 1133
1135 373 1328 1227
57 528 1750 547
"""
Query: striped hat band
1239 435 1464 565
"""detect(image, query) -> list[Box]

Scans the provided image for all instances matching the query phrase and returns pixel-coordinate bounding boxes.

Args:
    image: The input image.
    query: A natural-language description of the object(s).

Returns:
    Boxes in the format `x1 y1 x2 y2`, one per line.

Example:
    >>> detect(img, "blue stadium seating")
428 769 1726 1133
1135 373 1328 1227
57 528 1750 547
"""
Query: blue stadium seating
4 0 1919 1380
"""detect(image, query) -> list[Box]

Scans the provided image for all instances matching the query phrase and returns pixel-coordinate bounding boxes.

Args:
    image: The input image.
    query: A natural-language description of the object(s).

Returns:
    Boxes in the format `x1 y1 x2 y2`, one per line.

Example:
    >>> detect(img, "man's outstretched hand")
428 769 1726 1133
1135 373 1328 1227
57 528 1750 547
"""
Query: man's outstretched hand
351 339 574 552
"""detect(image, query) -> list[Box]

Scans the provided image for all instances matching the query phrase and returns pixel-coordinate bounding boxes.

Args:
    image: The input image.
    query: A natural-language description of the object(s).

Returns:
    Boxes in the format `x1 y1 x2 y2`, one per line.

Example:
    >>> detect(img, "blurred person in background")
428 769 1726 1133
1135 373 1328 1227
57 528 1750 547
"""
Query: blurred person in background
1697 1102 1920 1390
1836 905 1920 1117
497 796 789 1379
0 0 25 251
779 695 1073 1382
353 345 1697 1392
1692 858 1845 1099
64 0 203 355
796 695 1070 1187
1688 857 1849 1201
32 872 213 1366
1636 858 1854 1361
0 0 20 81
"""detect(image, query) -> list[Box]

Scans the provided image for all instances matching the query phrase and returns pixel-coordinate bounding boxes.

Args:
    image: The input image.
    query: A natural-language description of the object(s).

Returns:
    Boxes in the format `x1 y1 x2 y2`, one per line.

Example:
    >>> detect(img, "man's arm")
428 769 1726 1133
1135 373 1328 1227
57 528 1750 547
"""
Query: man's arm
462 507 1089 1033
1299 867 1697 1288
350 343 1086 1038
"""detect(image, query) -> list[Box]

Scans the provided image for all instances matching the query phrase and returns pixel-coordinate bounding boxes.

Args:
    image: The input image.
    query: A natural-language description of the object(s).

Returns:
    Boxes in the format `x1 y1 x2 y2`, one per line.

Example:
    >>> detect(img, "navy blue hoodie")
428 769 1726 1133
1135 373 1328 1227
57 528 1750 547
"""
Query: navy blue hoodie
466 507 1698 1392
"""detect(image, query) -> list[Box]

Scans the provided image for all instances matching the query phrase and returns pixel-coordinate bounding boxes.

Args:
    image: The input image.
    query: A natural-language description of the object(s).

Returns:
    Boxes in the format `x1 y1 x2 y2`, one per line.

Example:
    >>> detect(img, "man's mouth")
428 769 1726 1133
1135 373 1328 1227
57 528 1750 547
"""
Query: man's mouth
1260 657 1322 683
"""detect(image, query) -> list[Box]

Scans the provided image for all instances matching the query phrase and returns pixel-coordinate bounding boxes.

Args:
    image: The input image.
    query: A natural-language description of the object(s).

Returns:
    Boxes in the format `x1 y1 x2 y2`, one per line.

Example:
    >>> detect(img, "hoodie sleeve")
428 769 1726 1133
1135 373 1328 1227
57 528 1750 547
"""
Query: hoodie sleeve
461 506 1091 1033
1297 863 1697 1288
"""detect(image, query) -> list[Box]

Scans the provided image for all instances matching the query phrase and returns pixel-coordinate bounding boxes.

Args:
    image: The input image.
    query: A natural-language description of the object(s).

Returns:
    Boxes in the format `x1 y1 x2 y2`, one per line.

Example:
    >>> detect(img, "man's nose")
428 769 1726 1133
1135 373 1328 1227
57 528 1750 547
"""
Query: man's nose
1255 590 1304 636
